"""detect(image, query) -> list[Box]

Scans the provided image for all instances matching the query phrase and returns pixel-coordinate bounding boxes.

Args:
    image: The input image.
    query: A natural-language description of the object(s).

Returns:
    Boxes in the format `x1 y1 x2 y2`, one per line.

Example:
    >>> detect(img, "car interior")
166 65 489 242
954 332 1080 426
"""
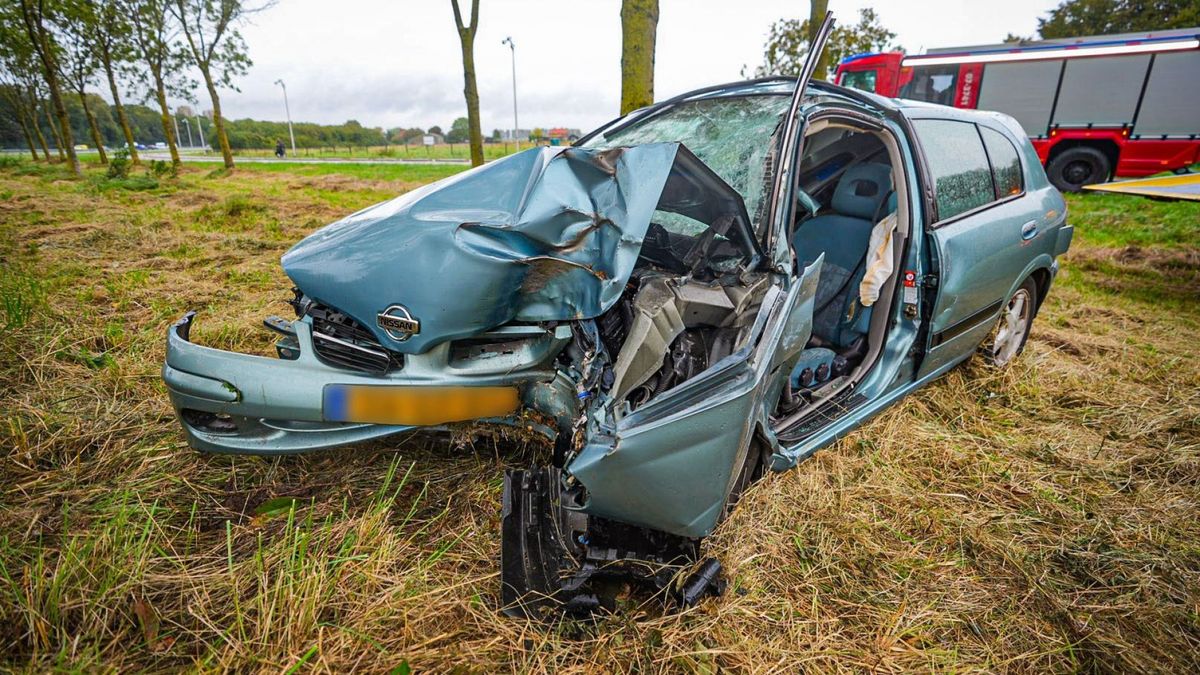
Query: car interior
775 118 910 430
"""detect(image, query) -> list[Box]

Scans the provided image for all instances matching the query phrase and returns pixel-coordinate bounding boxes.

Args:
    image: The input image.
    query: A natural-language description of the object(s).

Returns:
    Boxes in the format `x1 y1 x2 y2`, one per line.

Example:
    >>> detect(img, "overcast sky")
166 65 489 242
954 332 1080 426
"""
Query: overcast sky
192 0 1063 133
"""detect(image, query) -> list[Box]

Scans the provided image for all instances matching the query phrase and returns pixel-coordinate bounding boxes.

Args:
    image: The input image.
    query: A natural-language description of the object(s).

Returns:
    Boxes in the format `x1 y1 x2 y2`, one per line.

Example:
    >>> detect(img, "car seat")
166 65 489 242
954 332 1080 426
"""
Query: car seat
792 162 894 350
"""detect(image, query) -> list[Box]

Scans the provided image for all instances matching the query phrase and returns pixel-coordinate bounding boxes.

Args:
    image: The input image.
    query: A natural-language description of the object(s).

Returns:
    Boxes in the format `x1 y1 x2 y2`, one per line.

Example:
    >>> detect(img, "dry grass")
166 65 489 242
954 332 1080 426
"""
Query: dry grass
1 159 1198 672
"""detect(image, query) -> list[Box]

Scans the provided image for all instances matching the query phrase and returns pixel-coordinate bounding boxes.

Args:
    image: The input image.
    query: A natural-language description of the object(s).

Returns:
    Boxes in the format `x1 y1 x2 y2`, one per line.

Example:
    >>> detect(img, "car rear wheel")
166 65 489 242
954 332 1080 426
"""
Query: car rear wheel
984 278 1037 368
1047 146 1111 192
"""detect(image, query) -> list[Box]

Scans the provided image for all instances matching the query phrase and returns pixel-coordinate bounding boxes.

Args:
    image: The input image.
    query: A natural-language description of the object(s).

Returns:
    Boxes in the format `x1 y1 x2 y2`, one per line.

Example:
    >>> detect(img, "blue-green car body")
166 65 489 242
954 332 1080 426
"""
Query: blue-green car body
164 79 1071 545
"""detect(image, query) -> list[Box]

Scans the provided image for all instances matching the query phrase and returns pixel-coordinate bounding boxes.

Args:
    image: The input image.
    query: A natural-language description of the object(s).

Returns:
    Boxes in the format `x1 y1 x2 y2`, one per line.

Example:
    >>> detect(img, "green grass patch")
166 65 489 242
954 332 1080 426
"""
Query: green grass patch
0 268 45 331
1066 192 1200 249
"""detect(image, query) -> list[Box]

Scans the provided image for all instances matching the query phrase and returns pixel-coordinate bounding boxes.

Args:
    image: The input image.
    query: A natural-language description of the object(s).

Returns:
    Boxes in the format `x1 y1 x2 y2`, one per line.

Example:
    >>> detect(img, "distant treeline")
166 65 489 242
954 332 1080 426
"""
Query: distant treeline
0 89 504 152
0 89 186 150
0 91 500 153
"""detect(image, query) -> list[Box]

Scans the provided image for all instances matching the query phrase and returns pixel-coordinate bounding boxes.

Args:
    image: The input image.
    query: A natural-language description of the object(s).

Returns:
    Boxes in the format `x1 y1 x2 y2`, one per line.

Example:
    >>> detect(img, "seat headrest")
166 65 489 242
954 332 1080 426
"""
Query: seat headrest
832 163 893 221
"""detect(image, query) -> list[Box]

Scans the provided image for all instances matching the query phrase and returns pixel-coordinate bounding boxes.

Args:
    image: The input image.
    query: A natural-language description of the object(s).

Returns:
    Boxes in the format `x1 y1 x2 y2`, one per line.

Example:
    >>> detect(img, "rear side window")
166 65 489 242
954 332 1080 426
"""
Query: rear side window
913 119 994 221
980 127 1024 198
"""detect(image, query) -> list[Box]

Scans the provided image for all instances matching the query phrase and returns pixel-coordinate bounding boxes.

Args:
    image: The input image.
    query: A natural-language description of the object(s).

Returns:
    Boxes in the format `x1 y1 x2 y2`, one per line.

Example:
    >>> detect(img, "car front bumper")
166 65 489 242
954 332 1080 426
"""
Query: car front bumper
162 312 575 454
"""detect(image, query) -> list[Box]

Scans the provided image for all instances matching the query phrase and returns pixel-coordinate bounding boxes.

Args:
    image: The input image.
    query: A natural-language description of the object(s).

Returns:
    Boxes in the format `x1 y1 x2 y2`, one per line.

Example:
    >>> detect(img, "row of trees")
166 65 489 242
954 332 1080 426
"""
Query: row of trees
0 0 260 175
0 91 207 149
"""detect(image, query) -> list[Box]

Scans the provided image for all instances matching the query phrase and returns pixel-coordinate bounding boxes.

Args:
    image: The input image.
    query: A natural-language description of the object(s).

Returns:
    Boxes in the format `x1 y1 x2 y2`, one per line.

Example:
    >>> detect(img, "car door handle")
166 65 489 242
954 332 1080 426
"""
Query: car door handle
1021 220 1039 240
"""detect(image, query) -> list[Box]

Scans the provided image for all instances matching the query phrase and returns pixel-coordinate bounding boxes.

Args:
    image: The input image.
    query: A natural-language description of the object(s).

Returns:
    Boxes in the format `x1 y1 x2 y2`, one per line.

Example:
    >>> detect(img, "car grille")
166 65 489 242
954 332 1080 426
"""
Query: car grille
306 302 404 375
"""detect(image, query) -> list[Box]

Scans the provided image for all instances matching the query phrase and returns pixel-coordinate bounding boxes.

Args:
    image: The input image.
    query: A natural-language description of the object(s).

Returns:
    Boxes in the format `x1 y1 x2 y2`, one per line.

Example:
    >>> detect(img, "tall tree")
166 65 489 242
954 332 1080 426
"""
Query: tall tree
171 0 259 169
619 0 658 114
1038 0 1200 38
90 0 140 163
749 8 896 78
450 0 484 167
57 2 109 164
126 0 186 166
16 0 82 174
806 1 829 81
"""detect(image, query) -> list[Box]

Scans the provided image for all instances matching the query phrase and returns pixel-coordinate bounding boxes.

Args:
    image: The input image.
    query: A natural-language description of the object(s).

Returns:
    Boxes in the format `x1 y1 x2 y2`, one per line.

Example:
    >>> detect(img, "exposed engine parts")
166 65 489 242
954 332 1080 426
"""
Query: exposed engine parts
598 271 768 414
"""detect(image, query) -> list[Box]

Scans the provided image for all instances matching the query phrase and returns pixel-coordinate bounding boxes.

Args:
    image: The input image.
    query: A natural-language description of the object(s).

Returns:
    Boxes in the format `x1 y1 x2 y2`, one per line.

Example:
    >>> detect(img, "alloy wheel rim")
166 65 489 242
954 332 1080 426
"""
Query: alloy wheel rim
991 289 1031 366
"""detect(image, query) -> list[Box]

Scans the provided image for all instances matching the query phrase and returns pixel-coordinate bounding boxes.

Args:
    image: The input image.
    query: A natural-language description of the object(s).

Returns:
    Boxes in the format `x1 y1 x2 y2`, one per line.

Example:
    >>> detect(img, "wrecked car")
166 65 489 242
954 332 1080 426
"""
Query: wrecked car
162 19 1071 617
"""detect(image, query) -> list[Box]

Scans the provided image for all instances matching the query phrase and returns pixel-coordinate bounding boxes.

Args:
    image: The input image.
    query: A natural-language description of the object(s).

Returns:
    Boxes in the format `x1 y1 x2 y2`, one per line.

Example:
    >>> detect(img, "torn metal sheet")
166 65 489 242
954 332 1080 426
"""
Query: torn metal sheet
282 143 757 354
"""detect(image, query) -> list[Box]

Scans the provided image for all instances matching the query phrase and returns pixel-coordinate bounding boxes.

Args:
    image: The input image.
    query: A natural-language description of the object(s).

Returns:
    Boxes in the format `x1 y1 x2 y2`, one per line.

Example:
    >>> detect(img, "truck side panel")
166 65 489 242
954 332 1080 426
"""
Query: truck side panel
1133 51 1200 138
1052 55 1150 128
976 61 1061 137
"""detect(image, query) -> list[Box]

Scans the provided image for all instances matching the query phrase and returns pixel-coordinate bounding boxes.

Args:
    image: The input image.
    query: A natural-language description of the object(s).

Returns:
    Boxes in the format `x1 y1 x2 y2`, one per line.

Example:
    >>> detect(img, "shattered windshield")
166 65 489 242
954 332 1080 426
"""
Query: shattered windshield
582 95 790 237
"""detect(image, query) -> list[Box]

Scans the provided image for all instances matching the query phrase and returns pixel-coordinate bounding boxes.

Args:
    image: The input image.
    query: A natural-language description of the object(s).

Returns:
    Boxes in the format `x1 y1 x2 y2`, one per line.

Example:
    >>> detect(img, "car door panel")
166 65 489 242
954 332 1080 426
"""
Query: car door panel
913 118 1057 377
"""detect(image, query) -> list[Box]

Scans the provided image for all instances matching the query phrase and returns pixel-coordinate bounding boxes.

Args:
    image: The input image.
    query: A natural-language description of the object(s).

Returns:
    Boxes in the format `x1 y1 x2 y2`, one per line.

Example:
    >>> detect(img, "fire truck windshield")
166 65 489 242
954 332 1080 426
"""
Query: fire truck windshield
840 68 878 93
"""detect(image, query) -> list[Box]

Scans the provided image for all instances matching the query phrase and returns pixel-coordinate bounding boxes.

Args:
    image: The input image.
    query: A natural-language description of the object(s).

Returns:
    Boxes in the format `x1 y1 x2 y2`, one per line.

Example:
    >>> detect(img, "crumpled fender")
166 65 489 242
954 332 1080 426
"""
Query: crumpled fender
282 144 682 354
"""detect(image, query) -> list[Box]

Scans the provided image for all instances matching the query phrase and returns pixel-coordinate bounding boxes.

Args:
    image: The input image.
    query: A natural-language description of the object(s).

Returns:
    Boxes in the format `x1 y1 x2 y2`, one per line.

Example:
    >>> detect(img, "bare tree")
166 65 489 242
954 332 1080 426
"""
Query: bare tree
619 0 658 115
450 0 484 167
172 0 262 169
126 0 188 166
15 0 81 174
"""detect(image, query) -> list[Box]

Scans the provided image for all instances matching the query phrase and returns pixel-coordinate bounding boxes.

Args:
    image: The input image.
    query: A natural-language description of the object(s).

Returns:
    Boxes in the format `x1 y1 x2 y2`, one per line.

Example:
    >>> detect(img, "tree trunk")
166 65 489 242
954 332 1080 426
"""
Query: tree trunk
43 68 79 172
199 67 234 168
807 0 830 81
27 90 51 160
20 1 81 174
79 91 109 164
16 111 40 160
152 75 181 166
452 0 484 167
44 103 65 160
102 56 139 164
458 34 483 166
620 0 658 115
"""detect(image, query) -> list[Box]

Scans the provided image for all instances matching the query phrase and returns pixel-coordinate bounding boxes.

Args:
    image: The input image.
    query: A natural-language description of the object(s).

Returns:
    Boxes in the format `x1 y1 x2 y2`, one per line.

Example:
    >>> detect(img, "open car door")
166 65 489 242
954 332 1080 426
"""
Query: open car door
765 9 837 368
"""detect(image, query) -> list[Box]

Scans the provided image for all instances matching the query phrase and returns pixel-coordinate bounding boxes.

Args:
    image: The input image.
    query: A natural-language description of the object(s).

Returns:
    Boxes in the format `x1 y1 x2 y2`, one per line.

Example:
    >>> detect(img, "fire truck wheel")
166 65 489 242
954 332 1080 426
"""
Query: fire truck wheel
1047 146 1111 192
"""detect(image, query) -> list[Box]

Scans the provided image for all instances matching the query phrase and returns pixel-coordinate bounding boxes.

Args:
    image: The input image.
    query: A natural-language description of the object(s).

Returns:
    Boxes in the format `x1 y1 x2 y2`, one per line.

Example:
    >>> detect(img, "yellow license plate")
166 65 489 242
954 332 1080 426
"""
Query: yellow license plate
323 385 519 426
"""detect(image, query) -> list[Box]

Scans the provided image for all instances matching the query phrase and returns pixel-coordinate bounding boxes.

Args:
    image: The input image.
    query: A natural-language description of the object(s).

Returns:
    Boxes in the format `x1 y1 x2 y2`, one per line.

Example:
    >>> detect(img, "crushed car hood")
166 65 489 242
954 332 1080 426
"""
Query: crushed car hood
282 142 754 353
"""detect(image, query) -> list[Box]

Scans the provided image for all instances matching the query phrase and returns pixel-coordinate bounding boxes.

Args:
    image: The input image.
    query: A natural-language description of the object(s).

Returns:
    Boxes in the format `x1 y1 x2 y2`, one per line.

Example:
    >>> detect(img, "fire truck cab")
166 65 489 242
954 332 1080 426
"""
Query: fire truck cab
835 28 1200 191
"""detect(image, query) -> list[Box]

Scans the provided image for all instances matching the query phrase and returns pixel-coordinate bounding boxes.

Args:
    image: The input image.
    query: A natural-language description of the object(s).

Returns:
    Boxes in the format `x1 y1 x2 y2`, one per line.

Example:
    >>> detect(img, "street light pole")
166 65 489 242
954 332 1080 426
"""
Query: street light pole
195 115 206 152
172 113 183 151
274 79 297 154
182 118 193 148
502 37 519 150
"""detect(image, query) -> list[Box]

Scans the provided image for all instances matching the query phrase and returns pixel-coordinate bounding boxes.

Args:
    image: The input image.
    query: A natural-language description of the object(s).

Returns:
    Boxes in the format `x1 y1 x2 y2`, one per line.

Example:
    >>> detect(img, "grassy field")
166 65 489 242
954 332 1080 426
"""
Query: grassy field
228 142 525 162
0 156 1198 672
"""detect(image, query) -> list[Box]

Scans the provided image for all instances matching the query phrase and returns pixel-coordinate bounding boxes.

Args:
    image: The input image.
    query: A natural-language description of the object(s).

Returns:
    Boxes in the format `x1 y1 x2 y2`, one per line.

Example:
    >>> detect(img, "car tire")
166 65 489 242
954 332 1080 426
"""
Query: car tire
983 278 1038 368
722 438 768 522
1047 146 1111 192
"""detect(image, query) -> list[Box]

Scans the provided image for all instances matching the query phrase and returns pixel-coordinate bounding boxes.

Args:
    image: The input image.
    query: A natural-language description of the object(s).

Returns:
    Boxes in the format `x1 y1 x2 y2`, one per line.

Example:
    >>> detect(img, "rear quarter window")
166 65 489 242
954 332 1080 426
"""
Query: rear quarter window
913 119 995 221
980 126 1024 198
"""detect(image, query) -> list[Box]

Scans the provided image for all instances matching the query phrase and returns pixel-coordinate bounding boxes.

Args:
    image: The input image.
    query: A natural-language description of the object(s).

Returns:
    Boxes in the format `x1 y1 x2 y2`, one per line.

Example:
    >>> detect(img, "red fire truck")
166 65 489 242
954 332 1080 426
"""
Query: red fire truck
834 28 1200 191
